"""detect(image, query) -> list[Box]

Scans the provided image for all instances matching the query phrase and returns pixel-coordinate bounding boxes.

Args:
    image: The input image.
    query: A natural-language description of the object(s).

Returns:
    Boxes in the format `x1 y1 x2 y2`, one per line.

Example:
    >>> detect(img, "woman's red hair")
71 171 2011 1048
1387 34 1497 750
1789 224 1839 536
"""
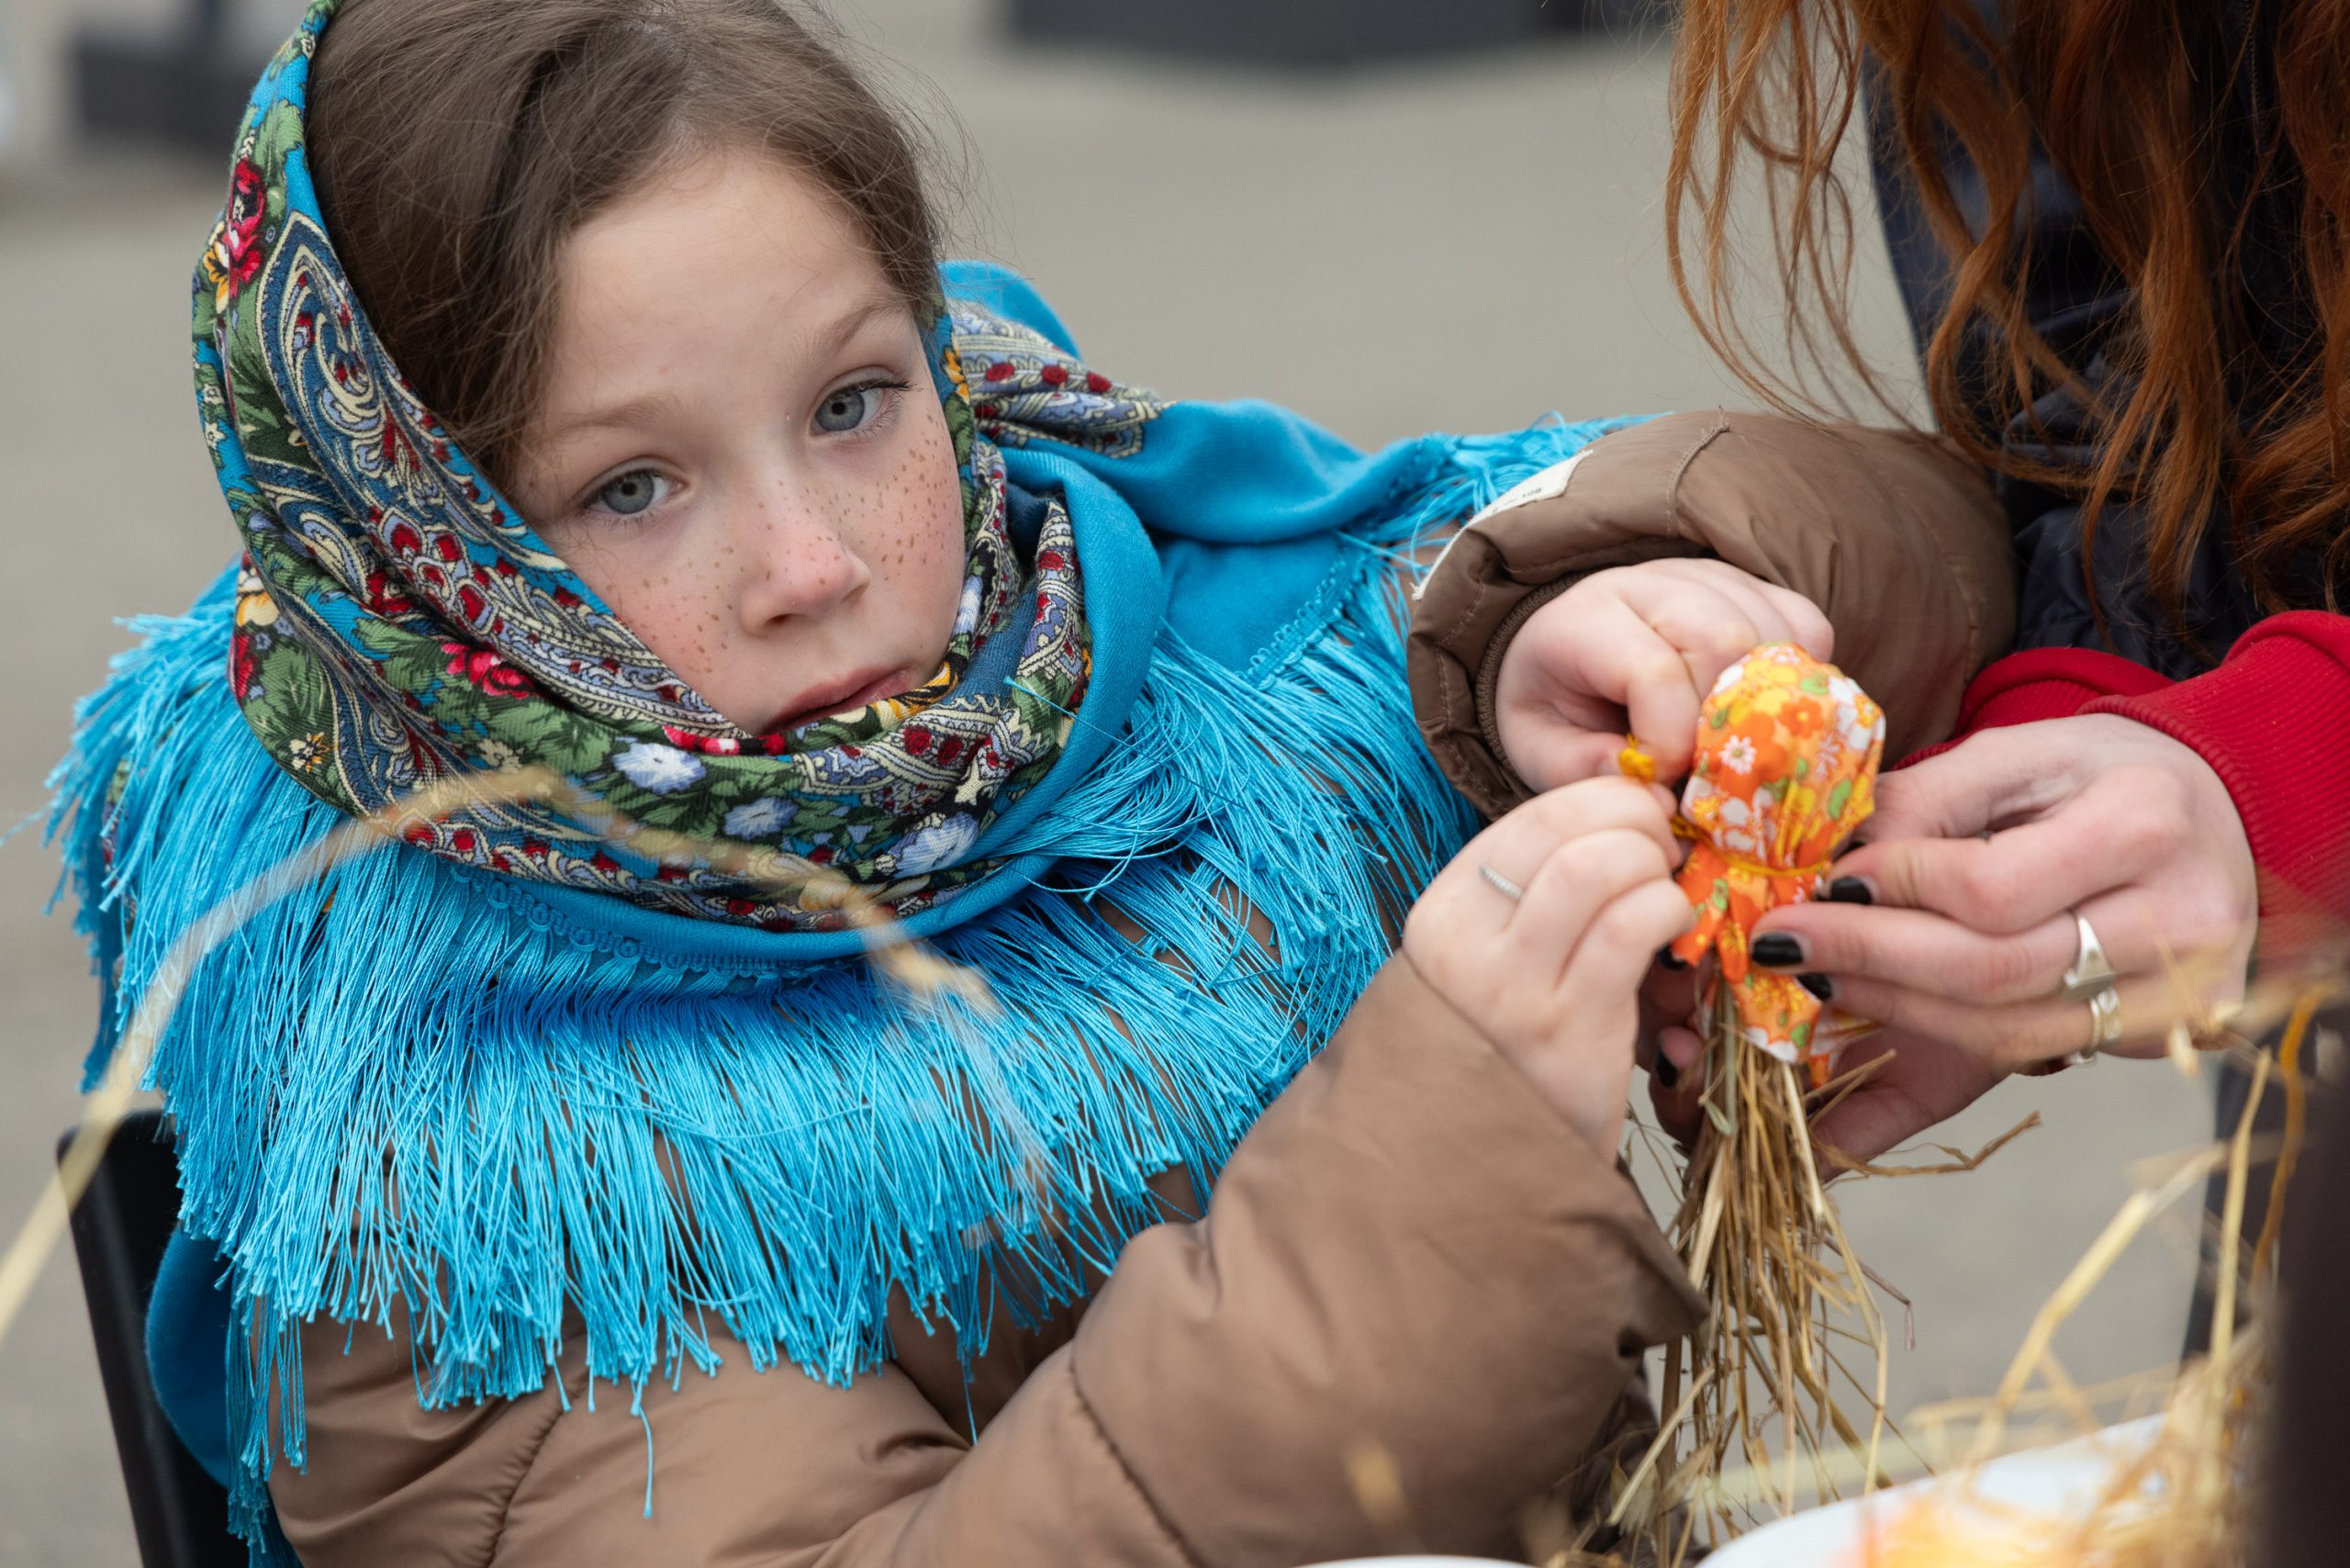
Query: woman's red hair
1668 0 2350 647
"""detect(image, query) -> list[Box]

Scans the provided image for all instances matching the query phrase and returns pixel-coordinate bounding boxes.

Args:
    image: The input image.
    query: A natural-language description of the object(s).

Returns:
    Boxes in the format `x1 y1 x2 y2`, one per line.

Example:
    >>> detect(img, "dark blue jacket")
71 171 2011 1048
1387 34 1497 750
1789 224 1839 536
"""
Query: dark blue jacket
1867 1 2314 677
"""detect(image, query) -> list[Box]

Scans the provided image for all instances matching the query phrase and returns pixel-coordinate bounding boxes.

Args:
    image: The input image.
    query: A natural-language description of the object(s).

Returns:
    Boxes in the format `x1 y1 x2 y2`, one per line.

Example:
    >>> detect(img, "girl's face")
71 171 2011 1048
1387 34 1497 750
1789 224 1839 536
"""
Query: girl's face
509 150 966 736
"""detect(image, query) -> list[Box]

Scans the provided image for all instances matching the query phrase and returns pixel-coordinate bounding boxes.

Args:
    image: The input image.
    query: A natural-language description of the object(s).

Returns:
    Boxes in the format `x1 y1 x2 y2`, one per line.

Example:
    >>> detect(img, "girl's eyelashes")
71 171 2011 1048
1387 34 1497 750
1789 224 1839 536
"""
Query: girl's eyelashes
585 466 676 520
812 376 912 438
559 373 912 519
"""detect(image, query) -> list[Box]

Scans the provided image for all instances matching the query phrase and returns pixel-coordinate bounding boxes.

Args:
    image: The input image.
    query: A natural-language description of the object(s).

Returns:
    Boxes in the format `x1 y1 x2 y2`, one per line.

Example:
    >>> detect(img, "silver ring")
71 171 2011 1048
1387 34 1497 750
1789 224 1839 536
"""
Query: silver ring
2064 984 2125 1067
2059 911 2119 1002
1477 862 1525 903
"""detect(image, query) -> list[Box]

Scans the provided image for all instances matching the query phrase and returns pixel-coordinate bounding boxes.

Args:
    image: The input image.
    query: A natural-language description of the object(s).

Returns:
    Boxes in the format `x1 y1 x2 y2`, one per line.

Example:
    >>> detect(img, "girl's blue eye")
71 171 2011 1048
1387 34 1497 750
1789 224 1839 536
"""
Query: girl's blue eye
593 469 669 517
814 382 897 435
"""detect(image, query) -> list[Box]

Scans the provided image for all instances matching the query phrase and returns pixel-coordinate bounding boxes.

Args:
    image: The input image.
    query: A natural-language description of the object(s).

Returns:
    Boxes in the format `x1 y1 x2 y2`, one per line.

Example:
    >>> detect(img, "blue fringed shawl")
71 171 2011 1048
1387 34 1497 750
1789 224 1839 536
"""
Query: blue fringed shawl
52 262 1637 1546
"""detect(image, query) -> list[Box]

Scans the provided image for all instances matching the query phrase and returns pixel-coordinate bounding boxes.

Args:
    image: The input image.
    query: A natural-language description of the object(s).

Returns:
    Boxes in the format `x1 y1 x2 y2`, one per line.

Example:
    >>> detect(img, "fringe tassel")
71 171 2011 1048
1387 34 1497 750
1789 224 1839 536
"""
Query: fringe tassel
46 420 1607 1552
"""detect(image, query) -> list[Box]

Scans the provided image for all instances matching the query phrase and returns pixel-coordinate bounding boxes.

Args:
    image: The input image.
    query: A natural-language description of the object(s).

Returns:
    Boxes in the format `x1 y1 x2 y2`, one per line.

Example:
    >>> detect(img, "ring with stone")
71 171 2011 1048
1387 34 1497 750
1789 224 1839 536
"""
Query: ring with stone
2059 910 2119 1002
1477 862 1525 903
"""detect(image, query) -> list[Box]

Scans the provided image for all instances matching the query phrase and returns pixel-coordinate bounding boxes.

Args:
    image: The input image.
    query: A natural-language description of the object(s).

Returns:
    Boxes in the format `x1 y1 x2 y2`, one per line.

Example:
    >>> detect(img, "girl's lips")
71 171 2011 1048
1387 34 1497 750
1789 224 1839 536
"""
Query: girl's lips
764 667 906 733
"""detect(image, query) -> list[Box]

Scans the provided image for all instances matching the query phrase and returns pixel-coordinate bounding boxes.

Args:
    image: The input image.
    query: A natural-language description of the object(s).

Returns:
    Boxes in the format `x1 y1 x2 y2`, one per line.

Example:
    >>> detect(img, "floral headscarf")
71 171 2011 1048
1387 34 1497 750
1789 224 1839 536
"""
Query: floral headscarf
198 0 1162 928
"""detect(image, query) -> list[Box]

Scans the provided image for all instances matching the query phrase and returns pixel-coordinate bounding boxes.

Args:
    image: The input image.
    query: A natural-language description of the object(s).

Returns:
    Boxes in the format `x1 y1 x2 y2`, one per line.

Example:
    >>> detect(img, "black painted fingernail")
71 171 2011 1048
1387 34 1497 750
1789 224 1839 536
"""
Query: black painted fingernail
1654 1057 1680 1090
1751 933 1805 969
1656 946 1689 971
1825 877 1874 906
1798 972 1835 1002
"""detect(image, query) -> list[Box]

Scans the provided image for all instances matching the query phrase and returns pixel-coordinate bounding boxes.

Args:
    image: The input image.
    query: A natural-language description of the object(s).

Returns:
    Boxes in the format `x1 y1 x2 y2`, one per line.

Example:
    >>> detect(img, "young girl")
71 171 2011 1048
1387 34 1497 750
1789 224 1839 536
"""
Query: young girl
51 2 2012 1562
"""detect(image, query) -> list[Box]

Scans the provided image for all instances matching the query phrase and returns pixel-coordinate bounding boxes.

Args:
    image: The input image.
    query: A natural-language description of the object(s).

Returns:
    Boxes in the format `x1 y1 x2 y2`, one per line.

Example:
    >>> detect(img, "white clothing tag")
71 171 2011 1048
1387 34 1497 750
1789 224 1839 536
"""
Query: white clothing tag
1412 450 1590 600
1471 452 1587 524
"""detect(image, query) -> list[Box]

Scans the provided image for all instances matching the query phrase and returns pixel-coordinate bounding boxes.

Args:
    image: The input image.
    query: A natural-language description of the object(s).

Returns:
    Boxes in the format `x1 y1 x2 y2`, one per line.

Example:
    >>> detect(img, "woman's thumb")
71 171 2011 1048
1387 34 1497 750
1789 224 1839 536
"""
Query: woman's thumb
1858 727 2041 845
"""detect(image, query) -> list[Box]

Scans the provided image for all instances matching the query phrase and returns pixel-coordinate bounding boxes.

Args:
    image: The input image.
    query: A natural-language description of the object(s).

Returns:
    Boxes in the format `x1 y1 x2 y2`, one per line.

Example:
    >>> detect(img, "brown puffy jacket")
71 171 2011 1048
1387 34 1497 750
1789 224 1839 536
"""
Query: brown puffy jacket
271 411 2012 1568
272 958 1704 1566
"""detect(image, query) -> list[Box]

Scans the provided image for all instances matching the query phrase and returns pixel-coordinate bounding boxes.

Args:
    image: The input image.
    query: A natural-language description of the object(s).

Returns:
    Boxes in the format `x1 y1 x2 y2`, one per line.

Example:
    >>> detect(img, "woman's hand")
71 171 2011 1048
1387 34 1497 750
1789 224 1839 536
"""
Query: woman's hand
1405 776 1695 1149
1493 558 1834 790
1743 713 2258 1162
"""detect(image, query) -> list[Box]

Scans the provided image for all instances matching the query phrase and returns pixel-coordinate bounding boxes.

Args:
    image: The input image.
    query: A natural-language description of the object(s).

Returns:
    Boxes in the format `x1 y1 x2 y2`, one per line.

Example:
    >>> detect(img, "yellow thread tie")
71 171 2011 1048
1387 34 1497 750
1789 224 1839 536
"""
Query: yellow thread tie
1707 853 1834 883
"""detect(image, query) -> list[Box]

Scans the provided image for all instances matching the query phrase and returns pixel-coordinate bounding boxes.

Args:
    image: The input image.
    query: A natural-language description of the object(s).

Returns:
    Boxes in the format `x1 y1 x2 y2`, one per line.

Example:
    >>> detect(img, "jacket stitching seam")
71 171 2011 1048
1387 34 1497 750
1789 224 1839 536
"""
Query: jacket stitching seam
482 1390 576 1566
1069 1376 1213 1568
1435 543 1500 651
1662 410 1735 536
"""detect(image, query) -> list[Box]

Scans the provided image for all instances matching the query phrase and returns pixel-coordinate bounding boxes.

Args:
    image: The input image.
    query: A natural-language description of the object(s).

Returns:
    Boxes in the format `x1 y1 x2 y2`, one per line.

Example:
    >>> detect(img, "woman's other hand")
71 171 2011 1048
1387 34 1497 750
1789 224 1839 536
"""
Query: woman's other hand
1494 559 1835 790
1749 713 2258 1162
1405 777 1695 1149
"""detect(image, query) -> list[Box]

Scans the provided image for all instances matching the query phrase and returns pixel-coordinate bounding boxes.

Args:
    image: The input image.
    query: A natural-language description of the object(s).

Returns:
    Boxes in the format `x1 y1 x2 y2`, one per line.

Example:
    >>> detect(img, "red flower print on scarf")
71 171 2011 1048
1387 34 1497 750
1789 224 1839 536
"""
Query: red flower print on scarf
229 630 257 701
363 570 414 619
442 644 533 698
662 725 742 756
203 160 268 312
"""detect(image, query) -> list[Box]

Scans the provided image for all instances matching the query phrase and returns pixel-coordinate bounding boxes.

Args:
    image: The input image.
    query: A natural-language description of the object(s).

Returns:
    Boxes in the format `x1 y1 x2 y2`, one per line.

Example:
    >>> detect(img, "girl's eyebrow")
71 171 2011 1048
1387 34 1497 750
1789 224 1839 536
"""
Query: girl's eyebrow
540 293 904 446
544 386 695 442
800 292 902 360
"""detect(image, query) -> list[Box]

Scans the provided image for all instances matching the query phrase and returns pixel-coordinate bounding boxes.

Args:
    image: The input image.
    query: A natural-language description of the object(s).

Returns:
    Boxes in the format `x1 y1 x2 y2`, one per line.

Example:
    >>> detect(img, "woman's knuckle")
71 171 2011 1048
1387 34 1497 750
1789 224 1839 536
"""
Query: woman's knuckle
2108 771 2192 853
2124 811 2184 866
1949 857 2027 926
1869 985 1938 1036
2163 904 2223 953
1974 937 2048 1000
1868 842 1930 905
2022 1005 2082 1059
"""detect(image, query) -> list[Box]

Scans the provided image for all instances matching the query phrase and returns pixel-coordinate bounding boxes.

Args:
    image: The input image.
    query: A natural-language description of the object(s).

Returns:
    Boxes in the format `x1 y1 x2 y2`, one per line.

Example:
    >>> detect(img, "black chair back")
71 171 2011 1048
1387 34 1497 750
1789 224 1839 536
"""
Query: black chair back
58 1111 245 1568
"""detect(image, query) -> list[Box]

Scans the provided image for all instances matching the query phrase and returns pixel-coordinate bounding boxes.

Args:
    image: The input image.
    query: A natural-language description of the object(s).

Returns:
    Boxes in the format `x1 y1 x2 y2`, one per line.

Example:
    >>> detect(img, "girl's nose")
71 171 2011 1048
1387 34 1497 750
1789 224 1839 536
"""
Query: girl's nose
734 491 869 628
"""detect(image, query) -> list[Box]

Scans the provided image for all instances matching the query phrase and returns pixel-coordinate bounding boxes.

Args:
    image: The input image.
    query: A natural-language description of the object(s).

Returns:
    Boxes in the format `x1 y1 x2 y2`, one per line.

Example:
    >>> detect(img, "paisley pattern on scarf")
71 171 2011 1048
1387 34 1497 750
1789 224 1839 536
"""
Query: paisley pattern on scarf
195 0 1166 928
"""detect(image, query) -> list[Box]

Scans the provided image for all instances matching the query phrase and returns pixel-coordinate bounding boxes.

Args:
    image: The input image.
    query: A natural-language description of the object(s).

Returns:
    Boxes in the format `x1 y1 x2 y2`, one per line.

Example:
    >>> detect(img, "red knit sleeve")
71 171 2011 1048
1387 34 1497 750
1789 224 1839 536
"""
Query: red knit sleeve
1895 645 2174 766
1910 616 2350 930
1956 646 2177 730
2082 611 2350 924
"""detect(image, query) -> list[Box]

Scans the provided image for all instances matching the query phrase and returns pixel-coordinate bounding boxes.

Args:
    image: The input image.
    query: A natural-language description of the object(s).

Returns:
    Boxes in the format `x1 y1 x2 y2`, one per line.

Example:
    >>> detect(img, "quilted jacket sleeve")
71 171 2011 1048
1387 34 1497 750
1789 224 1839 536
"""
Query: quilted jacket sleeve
267 957 1704 1568
1408 409 2017 818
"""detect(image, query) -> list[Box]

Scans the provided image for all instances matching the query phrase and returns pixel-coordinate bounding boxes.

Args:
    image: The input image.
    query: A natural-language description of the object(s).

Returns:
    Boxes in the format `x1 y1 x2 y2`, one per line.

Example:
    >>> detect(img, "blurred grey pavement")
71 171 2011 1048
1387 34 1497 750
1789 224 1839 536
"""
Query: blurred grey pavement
0 2 2216 1563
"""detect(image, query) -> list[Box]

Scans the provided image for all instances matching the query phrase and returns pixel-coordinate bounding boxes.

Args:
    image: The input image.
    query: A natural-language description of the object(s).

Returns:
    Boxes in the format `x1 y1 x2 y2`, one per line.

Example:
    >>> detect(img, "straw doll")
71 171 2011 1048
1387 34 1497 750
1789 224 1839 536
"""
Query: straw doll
48 2 2016 1563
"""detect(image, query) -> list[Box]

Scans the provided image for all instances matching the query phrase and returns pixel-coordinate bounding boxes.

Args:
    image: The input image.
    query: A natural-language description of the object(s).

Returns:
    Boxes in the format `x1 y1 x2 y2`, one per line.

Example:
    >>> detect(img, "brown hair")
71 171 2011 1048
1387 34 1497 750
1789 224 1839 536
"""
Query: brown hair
308 0 942 483
1666 0 2350 647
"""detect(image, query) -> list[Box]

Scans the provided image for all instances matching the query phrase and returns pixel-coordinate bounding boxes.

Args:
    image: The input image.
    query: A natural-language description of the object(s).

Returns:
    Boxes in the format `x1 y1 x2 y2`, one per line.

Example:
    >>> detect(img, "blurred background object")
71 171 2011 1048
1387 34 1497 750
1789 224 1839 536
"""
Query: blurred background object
12 0 1677 164
1006 0 1664 66
0 1 2220 1563
5 0 304 167
0 30 16 157
70 0 273 153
